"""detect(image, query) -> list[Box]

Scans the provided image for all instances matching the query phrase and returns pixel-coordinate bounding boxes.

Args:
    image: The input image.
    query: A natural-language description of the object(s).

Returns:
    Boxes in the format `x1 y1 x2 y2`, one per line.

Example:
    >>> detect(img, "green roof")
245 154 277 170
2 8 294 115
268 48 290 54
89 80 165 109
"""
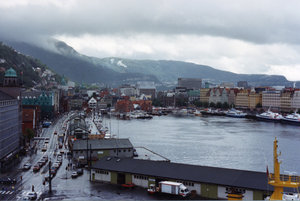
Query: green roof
5 68 17 77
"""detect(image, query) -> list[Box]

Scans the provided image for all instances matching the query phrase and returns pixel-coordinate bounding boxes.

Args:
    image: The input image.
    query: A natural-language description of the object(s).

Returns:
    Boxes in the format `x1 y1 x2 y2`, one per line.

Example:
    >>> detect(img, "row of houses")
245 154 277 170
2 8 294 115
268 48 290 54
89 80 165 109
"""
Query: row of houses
194 88 300 112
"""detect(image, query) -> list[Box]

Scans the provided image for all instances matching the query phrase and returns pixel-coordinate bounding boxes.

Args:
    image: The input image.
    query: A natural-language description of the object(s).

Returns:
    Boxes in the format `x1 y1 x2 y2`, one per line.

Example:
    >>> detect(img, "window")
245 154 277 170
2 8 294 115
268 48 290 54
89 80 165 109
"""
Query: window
123 149 126 152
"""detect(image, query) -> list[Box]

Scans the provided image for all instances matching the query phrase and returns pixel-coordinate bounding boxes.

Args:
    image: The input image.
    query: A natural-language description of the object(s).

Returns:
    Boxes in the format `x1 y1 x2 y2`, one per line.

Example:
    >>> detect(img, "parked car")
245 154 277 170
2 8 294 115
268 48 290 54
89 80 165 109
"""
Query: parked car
38 159 46 167
42 155 48 162
71 171 78 178
26 191 37 200
50 168 57 176
41 146 47 152
53 163 60 169
56 160 62 166
23 163 31 170
77 168 83 175
33 164 40 172
0 177 17 185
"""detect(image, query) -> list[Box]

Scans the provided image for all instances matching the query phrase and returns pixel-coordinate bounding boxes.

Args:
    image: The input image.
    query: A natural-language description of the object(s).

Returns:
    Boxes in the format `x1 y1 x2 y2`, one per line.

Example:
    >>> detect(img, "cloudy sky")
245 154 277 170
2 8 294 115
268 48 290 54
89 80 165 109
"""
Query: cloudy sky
0 0 300 81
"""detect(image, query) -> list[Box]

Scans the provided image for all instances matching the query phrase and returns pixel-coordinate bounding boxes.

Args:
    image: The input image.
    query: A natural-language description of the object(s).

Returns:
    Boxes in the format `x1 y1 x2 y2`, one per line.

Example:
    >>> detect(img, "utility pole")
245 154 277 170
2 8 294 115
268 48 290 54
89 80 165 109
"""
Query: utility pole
89 144 92 181
49 160 52 194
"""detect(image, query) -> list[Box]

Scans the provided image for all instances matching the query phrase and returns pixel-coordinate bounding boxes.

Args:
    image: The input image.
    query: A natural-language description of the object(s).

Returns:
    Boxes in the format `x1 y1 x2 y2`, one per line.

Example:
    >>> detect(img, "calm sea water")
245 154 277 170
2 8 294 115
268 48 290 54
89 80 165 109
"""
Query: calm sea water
104 115 300 174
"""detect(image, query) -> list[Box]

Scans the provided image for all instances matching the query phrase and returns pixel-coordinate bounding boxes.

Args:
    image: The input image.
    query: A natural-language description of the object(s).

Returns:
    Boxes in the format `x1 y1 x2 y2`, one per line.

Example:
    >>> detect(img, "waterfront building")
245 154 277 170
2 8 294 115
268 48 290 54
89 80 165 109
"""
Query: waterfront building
199 88 210 104
187 89 200 102
262 90 281 111
115 98 134 113
72 139 133 164
136 81 156 99
91 157 270 200
280 89 293 112
291 90 300 110
178 78 202 89
228 88 239 107
209 88 228 105
0 91 21 172
68 115 89 139
249 91 262 110
235 90 250 109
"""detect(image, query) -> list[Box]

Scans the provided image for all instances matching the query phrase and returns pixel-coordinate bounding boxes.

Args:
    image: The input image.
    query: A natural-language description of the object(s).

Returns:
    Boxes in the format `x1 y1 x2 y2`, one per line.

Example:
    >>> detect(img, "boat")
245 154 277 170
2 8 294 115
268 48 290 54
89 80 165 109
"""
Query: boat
226 108 247 118
194 110 202 116
121 183 135 188
281 112 300 125
200 108 214 115
256 109 283 122
266 137 300 200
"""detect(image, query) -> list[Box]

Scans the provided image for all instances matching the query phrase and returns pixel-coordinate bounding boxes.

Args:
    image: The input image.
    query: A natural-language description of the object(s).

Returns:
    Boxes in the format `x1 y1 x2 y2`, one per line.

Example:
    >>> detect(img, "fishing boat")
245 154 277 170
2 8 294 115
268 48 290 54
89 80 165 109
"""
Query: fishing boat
226 108 247 118
256 109 283 122
266 137 300 200
281 112 300 125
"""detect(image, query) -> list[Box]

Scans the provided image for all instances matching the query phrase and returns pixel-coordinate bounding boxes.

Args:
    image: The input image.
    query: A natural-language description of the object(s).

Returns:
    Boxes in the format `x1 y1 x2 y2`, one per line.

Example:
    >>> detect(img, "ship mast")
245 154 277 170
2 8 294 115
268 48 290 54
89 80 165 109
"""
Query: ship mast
268 137 300 200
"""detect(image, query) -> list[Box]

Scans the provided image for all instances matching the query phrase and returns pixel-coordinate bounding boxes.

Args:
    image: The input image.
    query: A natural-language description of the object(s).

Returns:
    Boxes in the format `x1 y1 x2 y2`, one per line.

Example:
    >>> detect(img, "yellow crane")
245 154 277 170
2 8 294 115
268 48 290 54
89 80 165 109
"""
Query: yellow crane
268 137 300 200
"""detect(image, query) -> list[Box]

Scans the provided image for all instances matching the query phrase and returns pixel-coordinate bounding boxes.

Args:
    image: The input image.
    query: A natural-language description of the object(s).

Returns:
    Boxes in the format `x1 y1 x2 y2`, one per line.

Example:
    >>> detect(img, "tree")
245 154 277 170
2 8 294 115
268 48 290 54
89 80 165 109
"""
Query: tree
203 102 209 108
256 103 262 108
192 100 202 107
216 102 222 108
209 102 216 108
222 102 229 109
25 128 35 142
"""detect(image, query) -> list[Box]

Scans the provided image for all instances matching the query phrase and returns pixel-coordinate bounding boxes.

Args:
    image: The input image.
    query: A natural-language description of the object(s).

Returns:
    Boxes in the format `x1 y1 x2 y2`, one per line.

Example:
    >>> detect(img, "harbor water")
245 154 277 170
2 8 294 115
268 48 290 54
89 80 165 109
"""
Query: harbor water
105 115 300 174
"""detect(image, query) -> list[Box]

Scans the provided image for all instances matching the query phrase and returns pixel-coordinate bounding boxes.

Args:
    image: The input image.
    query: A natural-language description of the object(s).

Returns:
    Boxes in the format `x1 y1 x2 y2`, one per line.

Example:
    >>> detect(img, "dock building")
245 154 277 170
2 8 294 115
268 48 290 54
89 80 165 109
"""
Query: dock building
91 157 271 200
72 139 133 164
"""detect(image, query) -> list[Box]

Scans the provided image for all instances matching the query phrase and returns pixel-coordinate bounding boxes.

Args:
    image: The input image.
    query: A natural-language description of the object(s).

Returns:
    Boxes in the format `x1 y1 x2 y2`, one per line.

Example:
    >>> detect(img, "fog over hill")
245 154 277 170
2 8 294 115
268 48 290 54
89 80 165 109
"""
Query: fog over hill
4 39 298 88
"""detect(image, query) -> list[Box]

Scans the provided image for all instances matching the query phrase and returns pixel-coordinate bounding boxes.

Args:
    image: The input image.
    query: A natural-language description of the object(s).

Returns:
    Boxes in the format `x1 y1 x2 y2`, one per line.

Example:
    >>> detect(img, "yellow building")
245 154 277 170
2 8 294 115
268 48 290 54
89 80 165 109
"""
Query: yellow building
235 90 250 109
200 88 210 104
280 90 293 112
249 92 262 110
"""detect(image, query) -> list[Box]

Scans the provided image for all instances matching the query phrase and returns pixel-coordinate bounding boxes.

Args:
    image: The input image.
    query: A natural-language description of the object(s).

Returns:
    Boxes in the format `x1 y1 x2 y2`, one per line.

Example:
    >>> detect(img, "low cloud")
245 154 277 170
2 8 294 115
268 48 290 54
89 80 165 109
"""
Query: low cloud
0 0 300 80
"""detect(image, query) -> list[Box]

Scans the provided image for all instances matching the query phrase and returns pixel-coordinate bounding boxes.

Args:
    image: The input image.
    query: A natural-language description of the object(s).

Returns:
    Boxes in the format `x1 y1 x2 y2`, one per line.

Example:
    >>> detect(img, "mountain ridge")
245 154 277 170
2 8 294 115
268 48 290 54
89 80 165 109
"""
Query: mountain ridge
3 39 298 88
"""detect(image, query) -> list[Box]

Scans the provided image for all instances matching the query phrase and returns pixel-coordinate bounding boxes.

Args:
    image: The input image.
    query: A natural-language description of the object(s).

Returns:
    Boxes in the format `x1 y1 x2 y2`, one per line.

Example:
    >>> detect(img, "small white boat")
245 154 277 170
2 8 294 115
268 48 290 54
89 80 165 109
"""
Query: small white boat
256 109 282 122
282 112 300 125
226 108 247 118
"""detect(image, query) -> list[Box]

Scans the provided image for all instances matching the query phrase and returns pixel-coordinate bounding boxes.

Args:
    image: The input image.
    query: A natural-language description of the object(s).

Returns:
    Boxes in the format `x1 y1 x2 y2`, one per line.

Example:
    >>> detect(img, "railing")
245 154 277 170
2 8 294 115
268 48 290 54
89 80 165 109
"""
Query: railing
269 174 300 183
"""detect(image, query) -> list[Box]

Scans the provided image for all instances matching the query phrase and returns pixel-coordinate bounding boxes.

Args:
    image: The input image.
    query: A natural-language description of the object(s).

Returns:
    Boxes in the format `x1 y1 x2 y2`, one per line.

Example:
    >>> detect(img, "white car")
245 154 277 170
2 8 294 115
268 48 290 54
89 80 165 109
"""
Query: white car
23 163 31 170
71 171 78 178
53 163 60 168
26 191 37 200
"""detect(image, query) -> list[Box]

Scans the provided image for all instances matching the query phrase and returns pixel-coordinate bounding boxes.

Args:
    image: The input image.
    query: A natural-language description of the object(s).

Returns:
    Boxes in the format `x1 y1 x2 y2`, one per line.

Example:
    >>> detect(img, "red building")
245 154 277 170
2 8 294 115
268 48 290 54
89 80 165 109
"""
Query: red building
22 105 41 135
115 98 152 113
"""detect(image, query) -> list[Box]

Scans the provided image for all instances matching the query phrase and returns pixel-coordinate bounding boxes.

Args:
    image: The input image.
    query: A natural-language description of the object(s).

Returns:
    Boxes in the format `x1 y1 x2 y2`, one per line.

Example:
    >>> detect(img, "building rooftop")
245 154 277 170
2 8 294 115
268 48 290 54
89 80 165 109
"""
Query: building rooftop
73 138 133 150
92 156 272 191
4 68 17 78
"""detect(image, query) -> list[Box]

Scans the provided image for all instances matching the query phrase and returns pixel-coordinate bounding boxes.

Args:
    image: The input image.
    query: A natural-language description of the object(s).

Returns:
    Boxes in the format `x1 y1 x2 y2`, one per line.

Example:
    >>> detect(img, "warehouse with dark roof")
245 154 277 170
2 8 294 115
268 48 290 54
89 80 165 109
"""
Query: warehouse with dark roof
91 156 273 200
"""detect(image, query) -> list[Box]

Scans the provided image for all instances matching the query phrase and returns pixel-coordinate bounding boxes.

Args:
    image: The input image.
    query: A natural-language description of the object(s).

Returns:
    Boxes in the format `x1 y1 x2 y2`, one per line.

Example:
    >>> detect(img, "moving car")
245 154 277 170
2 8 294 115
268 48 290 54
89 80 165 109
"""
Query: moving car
23 163 31 170
77 168 83 175
26 191 37 200
33 164 40 172
71 171 78 178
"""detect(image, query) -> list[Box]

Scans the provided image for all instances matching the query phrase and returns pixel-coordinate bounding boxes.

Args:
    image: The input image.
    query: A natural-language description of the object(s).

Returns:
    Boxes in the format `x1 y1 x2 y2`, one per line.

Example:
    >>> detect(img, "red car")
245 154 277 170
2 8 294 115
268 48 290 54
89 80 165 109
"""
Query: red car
33 164 40 172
